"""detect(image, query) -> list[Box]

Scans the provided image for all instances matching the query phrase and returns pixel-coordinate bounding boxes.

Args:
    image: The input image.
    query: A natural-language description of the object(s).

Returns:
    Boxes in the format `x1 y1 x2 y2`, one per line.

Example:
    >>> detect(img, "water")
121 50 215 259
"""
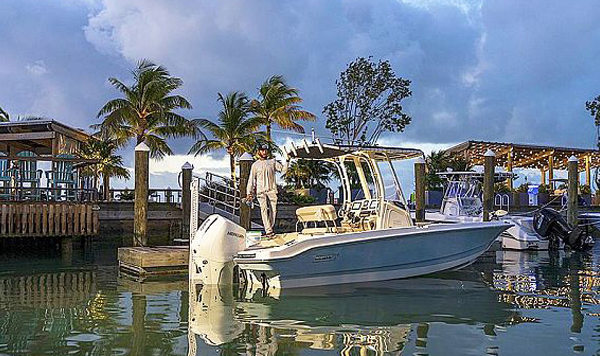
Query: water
1 245 600 355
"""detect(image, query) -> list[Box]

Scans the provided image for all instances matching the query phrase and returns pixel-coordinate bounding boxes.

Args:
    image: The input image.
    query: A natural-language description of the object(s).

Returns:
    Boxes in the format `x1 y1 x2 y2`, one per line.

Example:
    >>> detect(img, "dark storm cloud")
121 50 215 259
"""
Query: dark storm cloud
2 0 600 161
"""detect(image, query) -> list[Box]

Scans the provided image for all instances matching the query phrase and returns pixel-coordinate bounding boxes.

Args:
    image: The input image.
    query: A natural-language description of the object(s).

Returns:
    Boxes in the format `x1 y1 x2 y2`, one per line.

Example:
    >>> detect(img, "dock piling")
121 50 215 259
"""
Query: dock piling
181 162 193 241
414 157 426 223
239 153 254 230
568 156 579 227
483 150 495 222
134 142 150 246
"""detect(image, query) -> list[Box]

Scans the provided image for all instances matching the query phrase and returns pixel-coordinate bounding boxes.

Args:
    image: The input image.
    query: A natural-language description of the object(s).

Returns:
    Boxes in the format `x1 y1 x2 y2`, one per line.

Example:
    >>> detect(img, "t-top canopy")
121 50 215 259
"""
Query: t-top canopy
436 171 516 183
286 142 424 161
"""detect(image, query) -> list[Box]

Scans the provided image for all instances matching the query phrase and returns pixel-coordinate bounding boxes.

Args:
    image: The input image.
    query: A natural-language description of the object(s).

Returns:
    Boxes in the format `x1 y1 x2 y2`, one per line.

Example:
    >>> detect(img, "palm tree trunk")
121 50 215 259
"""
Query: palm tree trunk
266 123 271 141
103 169 110 201
229 154 236 186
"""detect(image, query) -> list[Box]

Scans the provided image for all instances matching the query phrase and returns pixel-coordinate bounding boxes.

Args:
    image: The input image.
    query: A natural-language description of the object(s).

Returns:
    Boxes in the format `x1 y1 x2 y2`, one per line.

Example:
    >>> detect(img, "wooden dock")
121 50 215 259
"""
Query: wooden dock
118 246 189 280
0 202 99 237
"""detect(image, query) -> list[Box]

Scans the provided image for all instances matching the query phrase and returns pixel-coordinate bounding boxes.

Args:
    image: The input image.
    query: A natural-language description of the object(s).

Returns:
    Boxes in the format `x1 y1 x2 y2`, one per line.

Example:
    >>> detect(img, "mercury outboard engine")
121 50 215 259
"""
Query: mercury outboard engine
533 208 594 250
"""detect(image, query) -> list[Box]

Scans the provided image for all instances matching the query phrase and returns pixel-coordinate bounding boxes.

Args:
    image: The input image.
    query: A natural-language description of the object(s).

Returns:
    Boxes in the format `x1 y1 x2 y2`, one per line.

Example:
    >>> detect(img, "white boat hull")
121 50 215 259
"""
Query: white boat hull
424 211 550 251
236 222 510 289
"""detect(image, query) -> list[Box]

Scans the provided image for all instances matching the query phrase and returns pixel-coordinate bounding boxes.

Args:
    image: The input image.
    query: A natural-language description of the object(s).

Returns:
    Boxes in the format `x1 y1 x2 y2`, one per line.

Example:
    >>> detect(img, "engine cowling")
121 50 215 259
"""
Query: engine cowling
190 214 247 285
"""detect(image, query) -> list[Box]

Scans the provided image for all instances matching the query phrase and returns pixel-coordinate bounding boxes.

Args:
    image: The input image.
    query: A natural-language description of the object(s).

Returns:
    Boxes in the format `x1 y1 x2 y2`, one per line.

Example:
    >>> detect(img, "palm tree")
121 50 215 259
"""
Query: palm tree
250 75 316 141
93 59 199 159
0 106 9 122
285 159 333 189
78 136 130 200
189 92 265 181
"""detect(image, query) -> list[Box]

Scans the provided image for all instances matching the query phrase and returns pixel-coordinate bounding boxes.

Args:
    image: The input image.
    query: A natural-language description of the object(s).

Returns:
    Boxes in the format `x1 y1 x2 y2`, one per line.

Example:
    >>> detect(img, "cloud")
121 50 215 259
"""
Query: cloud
25 60 49 76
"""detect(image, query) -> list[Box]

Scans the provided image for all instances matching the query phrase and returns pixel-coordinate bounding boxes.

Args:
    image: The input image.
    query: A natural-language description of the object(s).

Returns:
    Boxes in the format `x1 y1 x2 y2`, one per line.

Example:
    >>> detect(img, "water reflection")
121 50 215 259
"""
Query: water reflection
2 246 600 355
188 272 523 356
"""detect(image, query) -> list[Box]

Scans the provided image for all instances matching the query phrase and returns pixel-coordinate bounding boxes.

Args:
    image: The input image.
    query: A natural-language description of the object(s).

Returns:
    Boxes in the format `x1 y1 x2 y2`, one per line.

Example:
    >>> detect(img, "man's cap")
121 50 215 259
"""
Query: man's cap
258 144 269 150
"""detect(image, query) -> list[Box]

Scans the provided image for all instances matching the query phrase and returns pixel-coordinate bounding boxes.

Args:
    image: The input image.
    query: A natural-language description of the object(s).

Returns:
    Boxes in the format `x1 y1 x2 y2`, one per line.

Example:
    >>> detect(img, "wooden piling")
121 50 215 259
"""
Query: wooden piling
134 142 150 246
239 152 254 230
181 162 193 241
414 157 426 223
568 156 578 227
483 150 495 222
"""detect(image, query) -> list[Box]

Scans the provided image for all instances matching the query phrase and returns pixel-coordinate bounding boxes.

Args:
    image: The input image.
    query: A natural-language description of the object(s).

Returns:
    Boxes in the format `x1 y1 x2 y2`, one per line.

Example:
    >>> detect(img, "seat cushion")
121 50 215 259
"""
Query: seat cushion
296 205 337 222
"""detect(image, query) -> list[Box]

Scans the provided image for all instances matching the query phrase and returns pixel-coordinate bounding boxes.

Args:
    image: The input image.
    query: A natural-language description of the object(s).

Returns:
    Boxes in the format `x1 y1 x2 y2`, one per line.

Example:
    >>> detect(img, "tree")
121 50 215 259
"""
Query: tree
250 75 315 141
324 57 412 145
284 159 333 189
94 59 199 159
78 136 130 200
0 106 9 122
586 95 600 149
424 150 473 190
189 92 265 180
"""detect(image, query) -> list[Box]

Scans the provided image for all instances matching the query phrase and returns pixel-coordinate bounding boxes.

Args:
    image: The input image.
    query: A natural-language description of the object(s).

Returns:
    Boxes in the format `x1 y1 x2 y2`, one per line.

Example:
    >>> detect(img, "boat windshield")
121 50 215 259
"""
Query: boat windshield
444 180 480 199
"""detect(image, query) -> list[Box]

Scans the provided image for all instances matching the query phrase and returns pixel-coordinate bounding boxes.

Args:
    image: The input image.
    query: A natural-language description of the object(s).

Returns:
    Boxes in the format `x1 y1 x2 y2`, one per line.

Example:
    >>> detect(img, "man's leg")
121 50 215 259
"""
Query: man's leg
266 191 278 234
257 194 273 235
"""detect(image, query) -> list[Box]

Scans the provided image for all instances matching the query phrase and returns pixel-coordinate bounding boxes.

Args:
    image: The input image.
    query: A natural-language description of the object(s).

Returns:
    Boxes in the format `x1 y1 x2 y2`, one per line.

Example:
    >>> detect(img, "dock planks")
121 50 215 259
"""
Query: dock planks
0 202 99 237
118 246 189 280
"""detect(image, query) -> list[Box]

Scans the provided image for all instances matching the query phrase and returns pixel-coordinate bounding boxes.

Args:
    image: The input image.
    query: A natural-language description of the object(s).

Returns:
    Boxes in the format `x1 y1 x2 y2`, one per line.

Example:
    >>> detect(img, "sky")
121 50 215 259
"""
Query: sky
1 0 599 193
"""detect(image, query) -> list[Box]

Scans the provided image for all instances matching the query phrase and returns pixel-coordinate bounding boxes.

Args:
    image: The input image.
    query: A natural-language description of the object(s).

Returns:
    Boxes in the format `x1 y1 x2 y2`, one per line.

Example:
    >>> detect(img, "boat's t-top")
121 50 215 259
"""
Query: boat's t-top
285 140 424 232
436 171 515 217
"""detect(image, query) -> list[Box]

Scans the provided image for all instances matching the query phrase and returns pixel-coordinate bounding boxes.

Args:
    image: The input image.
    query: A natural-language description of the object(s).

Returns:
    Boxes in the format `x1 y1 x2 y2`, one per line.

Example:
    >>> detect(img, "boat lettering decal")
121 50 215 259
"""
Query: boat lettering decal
227 231 244 239
313 253 339 262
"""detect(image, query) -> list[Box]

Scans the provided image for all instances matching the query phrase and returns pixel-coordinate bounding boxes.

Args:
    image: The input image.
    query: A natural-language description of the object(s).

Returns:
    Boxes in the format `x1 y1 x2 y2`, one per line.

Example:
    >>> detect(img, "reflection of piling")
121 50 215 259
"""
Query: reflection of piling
568 156 578 227
134 143 150 246
414 157 426 223
239 153 254 230
483 150 495 222
181 162 193 241
61 236 73 265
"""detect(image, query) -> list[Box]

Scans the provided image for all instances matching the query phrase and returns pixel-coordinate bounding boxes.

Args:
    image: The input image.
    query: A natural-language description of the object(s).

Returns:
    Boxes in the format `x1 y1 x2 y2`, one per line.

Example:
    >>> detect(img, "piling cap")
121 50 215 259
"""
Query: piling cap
568 155 578 162
239 152 254 161
135 142 150 152
414 157 425 164
182 162 193 170
484 149 495 157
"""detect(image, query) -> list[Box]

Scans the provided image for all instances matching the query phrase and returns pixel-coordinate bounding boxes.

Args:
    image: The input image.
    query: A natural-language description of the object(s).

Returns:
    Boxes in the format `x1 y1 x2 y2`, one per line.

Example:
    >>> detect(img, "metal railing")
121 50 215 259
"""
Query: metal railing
0 186 99 202
108 188 183 203
196 172 241 215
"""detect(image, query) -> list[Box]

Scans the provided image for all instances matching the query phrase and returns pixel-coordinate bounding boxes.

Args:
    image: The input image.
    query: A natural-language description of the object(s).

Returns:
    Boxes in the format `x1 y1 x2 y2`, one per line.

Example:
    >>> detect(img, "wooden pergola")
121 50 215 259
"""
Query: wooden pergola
0 119 90 156
446 140 600 189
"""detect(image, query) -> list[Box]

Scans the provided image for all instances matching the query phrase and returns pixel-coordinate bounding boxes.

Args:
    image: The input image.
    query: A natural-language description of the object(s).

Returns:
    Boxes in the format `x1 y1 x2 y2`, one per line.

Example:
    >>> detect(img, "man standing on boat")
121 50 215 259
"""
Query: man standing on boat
246 144 289 237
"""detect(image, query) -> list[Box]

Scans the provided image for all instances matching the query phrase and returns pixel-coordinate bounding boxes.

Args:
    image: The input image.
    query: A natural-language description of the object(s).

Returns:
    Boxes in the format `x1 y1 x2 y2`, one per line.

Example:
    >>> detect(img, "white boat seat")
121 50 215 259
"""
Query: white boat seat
296 204 338 222
296 205 340 234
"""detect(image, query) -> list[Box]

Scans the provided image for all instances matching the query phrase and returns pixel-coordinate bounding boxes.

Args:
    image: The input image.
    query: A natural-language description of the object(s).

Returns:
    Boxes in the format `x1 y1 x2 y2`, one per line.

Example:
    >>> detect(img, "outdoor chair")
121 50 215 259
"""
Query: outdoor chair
16 150 43 200
46 154 78 201
0 152 11 200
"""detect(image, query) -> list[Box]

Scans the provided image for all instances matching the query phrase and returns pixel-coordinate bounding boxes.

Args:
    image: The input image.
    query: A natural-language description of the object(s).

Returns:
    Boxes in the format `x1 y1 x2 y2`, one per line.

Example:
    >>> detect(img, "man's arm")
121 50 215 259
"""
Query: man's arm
246 163 256 197
275 158 290 175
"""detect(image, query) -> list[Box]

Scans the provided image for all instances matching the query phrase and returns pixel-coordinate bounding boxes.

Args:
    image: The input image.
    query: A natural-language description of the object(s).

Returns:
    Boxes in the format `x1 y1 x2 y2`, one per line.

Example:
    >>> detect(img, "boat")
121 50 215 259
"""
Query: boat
425 171 550 250
190 143 510 290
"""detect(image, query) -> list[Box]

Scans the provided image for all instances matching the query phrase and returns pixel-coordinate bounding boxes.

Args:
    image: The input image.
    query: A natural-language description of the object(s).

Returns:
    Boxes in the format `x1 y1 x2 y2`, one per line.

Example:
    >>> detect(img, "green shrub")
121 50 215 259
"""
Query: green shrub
580 184 592 194
494 183 511 194
515 183 529 193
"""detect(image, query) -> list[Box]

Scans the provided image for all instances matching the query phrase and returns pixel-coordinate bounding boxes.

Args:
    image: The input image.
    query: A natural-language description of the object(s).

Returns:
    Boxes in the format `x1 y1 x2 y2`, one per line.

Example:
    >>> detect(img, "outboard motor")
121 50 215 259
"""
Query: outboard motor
190 214 247 285
533 208 594 250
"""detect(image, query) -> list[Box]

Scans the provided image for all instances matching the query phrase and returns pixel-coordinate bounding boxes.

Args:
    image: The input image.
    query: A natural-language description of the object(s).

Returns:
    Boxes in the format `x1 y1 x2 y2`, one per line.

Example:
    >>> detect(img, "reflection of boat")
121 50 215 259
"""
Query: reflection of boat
190 144 509 289
188 274 518 355
426 172 548 250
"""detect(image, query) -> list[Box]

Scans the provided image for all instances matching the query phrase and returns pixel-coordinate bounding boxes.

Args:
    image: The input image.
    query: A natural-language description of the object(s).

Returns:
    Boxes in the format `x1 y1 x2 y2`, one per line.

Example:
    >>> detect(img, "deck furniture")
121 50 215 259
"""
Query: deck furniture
16 151 42 200
46 154 78 201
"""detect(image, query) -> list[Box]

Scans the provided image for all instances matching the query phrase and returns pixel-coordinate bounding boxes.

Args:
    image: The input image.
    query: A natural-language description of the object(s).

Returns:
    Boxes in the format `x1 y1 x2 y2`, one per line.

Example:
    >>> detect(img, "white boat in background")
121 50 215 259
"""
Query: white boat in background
425 172 549 250
189 143 510 291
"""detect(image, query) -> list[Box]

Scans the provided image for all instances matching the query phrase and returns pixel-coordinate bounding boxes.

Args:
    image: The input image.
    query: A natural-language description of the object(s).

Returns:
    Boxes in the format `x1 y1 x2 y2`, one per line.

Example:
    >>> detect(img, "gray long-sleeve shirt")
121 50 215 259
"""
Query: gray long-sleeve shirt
247 159 288 195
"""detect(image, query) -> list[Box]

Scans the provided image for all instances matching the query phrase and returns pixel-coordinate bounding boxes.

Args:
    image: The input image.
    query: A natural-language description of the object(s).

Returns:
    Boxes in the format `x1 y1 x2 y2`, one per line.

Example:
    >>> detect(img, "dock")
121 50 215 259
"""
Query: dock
118 246 189 280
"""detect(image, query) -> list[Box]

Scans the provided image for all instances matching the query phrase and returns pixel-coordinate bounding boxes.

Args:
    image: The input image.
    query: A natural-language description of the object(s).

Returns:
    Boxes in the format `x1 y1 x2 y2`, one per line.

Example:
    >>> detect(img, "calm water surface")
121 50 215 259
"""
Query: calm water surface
1 243 600 355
